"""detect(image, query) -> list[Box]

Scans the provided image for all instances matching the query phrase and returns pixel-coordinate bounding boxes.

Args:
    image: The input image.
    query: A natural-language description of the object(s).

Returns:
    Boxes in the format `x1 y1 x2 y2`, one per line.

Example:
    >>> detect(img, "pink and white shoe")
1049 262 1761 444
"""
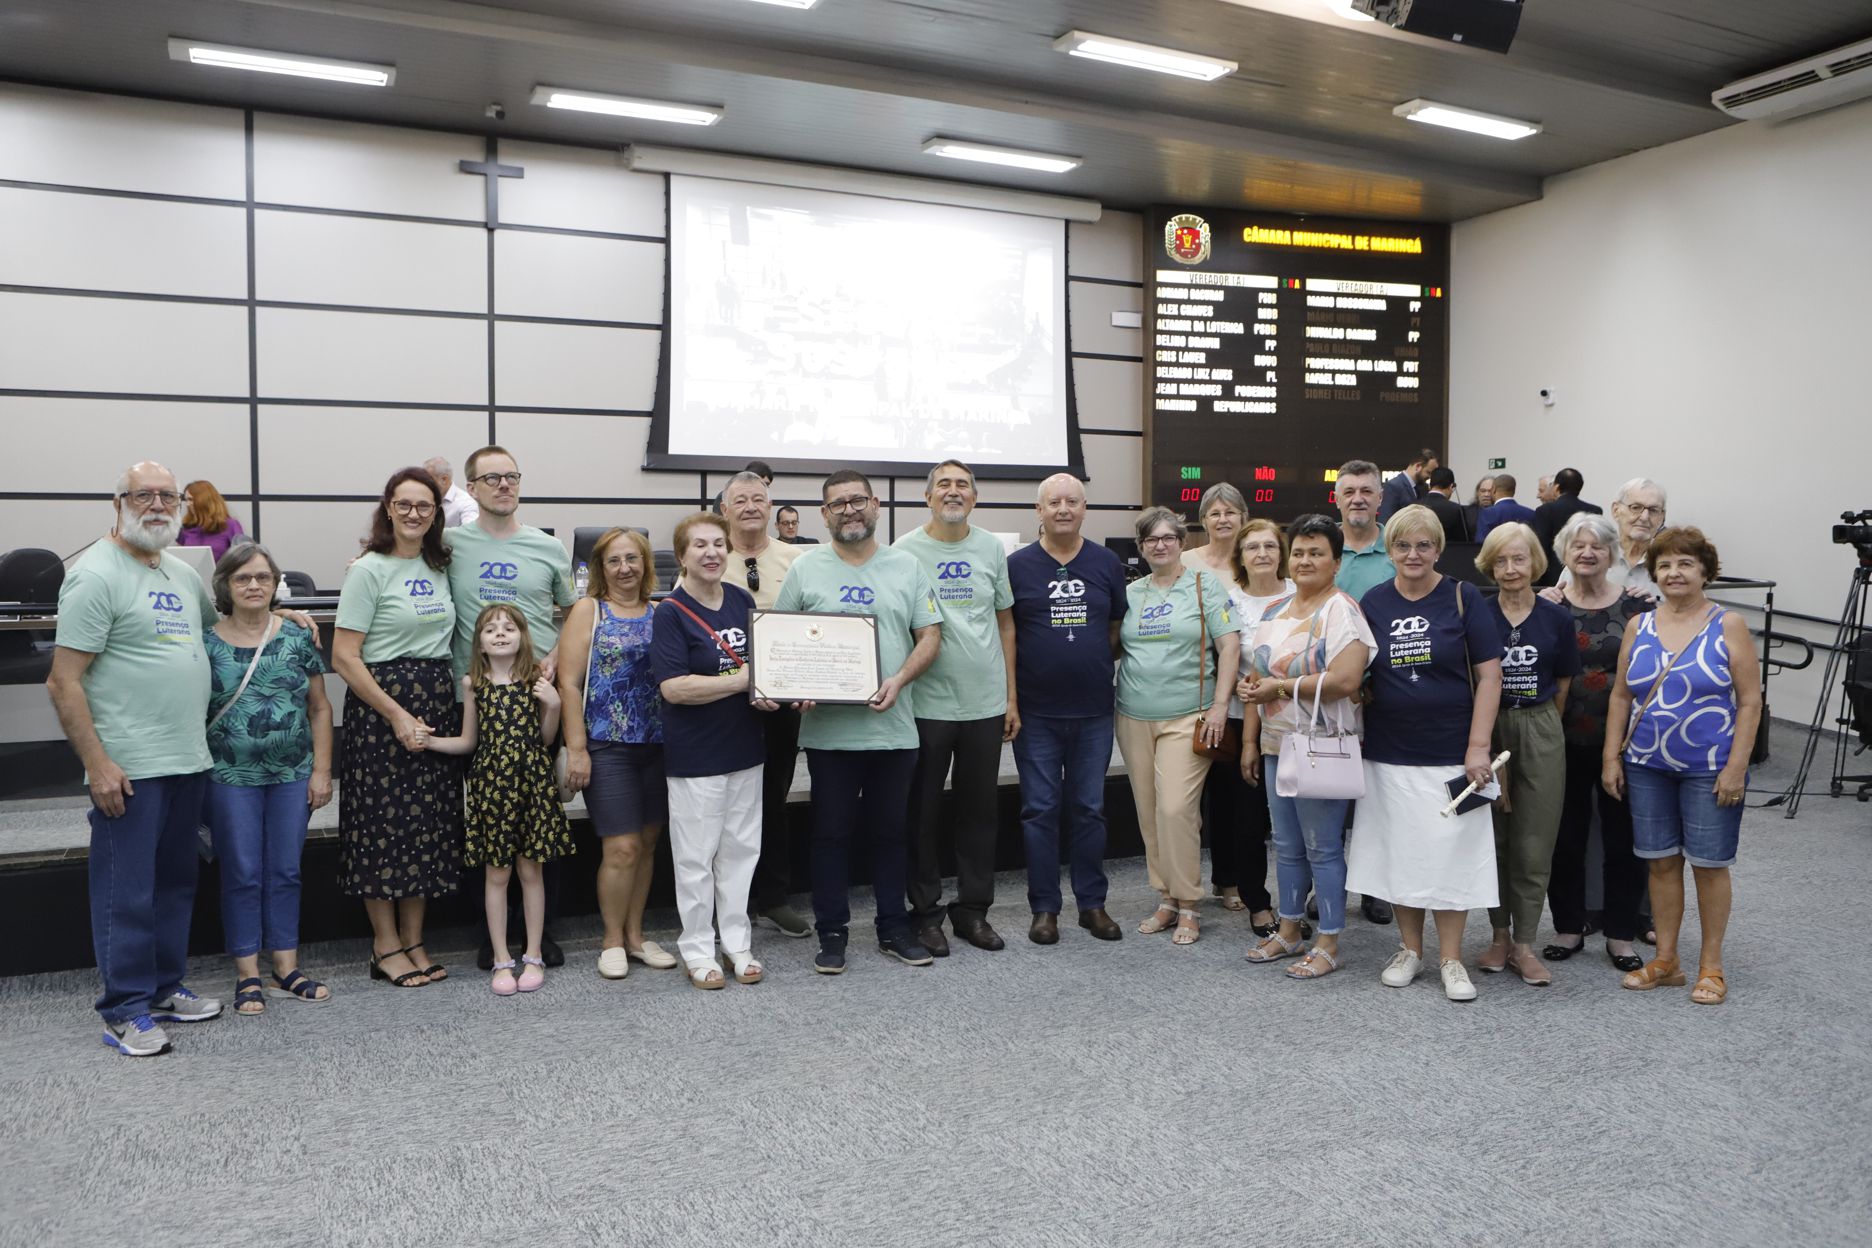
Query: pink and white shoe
490 960 518 996
517 954 545 992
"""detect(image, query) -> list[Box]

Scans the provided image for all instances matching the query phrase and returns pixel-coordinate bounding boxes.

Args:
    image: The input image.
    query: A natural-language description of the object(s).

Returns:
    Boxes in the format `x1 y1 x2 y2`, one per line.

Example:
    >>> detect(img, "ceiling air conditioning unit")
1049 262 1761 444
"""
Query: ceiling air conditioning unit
1712 35 1872 121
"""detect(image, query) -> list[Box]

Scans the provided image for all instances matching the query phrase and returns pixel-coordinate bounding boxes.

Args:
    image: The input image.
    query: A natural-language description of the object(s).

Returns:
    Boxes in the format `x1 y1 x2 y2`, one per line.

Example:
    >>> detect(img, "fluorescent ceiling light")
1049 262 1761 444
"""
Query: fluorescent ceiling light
1321 0 1376 21
922 139 1082 175
1052 31 1237 81
1393 98 1541 140
530 86 723 126
166 38 394 86
741 0 821 7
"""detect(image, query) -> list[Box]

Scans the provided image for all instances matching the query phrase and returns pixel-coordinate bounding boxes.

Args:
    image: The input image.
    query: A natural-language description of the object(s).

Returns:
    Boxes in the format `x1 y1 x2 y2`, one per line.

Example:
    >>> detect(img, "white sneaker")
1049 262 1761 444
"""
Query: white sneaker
1380 948 1423 988
102 1014 171 1057
1441 959 1478 1002
596 947 630 980
150 986 222 1023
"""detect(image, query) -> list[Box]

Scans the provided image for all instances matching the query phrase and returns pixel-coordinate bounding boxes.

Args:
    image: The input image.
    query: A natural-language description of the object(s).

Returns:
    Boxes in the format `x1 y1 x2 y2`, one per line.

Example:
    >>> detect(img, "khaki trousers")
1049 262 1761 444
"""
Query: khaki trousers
1488 700 1566 943
1114 712 1213 904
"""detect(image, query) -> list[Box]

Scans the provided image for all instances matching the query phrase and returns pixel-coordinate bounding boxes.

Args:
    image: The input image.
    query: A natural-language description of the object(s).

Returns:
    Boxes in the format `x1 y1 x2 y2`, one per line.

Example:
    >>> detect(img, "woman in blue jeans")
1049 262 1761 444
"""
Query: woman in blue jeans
204 543 334 1014
1604 526 1760 1006
1237 515 1374 980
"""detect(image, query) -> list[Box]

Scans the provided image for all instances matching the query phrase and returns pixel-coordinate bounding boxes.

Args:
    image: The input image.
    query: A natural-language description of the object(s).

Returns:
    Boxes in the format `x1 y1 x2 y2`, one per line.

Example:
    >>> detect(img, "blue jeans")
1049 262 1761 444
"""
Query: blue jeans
1262 754 1350 935
88 771 208 1023
207 777 311 958
1012 713 1112 914
1626 763 1743 868
805 748 918 941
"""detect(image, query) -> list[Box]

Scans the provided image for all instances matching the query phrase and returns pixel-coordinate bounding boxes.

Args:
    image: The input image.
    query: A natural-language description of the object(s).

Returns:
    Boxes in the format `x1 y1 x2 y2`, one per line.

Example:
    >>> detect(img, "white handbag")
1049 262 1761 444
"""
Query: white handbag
1274 663 1365 800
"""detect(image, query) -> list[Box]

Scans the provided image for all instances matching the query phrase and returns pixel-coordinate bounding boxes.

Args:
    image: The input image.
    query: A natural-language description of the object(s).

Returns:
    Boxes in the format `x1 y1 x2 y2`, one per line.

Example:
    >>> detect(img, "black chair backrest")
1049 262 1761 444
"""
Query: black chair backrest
0 548 64 606
653 549 681 588
281 570 319 598
1437 541 1485 585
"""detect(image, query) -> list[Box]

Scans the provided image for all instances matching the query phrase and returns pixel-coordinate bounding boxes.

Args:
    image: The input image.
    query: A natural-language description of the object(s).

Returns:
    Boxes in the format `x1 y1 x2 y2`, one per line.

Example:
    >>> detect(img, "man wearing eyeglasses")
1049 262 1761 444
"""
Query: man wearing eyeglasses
425 456 478 529
1553 477 1664 601
773 470 943 973
46 462 228 1055
719 470 813 939
442 445 577 966
774 506 817 545
893 459 1015 955
1005 473 1128 944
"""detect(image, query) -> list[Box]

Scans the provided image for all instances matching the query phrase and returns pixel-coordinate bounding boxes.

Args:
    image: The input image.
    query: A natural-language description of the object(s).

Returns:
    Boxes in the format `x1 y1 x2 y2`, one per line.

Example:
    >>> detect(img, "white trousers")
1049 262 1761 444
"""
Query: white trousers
667 765 763 968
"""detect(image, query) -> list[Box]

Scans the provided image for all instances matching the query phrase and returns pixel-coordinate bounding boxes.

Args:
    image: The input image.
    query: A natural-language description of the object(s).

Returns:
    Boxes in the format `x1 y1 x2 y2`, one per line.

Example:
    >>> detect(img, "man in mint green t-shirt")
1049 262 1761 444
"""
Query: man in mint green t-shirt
440 445 577 969
47 461 226 1054
892 459 1014 956
773 470 941 974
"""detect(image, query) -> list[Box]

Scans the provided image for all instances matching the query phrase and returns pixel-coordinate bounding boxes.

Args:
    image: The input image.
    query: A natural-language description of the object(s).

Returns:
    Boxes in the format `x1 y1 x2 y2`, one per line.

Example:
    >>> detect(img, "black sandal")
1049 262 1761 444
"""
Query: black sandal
1542 937 1586 961
233 976 266 1016
267 968 331 1003
369 947 427 988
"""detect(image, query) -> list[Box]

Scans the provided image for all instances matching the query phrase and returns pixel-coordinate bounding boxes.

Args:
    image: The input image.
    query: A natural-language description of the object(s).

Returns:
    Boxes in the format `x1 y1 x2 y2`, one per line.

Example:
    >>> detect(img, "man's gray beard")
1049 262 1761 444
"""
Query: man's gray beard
120 514 180 553
833 518 877 546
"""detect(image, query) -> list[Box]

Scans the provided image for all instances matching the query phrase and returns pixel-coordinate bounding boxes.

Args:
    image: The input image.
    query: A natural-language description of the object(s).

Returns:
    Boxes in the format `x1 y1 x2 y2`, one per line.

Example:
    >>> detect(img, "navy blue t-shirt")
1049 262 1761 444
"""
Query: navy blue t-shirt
650 584 764 778
1489 596 1583 709
1008 540 1129 718
1361 577 1503 767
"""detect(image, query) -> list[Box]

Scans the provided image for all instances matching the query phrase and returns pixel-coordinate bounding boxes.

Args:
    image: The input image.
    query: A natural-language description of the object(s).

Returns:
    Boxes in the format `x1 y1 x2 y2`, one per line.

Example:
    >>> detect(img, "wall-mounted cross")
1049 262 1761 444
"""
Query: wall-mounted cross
458 141 523 229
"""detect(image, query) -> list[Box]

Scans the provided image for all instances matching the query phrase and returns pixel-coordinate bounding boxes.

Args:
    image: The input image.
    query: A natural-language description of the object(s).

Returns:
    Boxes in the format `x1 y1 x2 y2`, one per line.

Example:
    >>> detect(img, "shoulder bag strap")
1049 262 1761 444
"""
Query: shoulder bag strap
207 615 278 730
666 595 745 669
1619 604 1718 753
581 598 600 718
1195 572 1208 711
1454 578 1476 697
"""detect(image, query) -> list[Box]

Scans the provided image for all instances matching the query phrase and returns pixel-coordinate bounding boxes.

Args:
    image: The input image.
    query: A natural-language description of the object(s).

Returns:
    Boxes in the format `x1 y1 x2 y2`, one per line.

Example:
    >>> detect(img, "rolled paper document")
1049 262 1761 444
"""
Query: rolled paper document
1440 750 1513 817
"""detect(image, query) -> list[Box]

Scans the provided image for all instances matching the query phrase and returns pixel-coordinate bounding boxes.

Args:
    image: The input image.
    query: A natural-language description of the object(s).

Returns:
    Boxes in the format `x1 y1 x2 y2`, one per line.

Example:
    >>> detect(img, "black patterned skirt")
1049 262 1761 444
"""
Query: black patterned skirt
339 656 464 899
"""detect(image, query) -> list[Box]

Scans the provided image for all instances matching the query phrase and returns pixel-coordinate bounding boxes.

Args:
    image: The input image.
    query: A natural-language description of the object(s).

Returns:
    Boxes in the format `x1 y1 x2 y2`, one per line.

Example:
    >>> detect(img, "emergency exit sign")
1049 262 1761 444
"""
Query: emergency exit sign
1488 458 1506 469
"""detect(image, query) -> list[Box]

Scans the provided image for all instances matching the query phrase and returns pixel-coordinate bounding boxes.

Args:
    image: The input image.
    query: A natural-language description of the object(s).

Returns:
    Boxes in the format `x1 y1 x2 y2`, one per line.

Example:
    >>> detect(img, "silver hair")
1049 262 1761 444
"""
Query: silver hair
1337 458 1380 482
725 470 769 494
1555 510 1620 557
211 542 283 616
1036 473 1085 505
1197 482 1248 522
1134 505 1186 545
423 456 451 477
1615 477 1667 507
924 459 976 494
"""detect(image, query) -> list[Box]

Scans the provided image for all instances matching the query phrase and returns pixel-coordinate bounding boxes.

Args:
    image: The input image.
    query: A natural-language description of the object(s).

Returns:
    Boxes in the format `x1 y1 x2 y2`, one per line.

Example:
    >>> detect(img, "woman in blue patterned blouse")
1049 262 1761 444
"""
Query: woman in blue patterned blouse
1603 526 1760 1006
204 543 334 1014
558 527 674 979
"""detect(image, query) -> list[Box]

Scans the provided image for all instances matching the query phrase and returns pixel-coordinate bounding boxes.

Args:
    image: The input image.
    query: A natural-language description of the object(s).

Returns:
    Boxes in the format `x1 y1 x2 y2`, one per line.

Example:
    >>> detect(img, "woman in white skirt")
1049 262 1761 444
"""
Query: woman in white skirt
1344 505 1504 1001
650 513 779 989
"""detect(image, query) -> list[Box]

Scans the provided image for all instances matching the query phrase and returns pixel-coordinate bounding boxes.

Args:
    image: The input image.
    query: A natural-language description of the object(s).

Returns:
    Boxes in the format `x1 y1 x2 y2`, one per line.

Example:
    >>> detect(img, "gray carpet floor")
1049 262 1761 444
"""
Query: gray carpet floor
3 725 1869 1247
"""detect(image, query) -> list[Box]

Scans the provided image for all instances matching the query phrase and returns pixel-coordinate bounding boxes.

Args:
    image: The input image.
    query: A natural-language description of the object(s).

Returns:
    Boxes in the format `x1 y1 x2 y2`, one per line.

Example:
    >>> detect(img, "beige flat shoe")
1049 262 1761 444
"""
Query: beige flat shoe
628 941 679 970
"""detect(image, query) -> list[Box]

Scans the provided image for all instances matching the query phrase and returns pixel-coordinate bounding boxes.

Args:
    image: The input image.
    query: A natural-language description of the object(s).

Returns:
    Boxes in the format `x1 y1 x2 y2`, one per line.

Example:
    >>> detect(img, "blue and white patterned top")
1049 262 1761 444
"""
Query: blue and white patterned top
584 602 662 745
1622 607 1735 772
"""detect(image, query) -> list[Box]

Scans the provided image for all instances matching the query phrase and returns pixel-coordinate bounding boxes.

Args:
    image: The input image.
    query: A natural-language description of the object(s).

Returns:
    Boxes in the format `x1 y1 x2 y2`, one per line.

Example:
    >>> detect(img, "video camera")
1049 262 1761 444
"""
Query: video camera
1835 509 1872 557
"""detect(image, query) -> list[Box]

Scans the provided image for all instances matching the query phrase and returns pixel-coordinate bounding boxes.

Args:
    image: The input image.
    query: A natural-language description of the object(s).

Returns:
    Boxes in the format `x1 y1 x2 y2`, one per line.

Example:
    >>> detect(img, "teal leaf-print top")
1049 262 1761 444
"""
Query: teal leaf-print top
205 623 328 785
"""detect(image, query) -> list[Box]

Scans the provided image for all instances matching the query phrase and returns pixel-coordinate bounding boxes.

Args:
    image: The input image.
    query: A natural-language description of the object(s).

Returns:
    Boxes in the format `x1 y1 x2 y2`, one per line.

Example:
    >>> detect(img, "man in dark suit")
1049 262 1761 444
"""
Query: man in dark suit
1475 473 1537 541
1379 447 1437 523
1530 467 1601 586
1420 466 1471 544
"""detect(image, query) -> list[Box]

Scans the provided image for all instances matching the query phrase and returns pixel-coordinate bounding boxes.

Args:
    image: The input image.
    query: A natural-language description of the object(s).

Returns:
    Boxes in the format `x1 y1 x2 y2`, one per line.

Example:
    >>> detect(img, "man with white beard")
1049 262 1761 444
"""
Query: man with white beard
47 462 226 1055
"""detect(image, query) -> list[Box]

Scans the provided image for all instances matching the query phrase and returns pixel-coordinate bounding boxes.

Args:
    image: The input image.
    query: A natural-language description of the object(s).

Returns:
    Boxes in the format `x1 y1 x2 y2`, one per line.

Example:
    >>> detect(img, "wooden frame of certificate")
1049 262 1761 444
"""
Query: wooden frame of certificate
747 609 883 705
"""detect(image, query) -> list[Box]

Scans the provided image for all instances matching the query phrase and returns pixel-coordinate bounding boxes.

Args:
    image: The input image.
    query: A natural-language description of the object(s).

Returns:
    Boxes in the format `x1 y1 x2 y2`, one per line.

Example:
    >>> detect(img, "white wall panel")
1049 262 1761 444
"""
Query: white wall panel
494 412 662 498
258 405 491 496
1068 282 1144 358
0 500 118 564
0 84 245 200
255 501 377 590
2 398 250 495
494 322 657 410
0 188 246 298
1081 432 1142 505
494 232 663 324
0 293 248 396
1069 210 1142 284
1072 358 1143 432
253 113 483 220
255 211 485 313
523 504 697 560
496 142 665 237
257 308 487 405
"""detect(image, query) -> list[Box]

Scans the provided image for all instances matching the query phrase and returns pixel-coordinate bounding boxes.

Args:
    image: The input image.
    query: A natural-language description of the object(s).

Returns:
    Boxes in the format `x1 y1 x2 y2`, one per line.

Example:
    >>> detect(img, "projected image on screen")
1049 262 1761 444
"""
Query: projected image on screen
667 176 1068 468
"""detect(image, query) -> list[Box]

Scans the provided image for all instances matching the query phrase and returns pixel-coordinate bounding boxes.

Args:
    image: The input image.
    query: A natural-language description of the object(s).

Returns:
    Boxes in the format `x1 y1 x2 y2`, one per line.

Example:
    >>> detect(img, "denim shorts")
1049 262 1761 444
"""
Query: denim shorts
1625 763 1743 868
585 742 668 837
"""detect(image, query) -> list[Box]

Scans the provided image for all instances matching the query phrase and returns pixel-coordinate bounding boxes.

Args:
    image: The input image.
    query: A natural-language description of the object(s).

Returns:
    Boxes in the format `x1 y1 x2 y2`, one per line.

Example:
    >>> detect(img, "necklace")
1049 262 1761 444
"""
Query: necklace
1144 567 1184 607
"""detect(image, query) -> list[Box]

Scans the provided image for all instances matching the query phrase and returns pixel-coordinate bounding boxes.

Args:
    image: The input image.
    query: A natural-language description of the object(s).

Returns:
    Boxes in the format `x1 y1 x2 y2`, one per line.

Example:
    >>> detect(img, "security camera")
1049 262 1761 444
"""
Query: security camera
485 102 506 122
1539 387 1555 407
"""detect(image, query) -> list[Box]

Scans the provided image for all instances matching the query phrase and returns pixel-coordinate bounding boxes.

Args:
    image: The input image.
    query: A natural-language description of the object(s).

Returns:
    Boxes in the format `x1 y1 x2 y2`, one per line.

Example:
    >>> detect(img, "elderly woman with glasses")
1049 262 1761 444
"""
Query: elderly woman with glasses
331 467 462 990
1116 506 1239 946
1345 504 1504 1002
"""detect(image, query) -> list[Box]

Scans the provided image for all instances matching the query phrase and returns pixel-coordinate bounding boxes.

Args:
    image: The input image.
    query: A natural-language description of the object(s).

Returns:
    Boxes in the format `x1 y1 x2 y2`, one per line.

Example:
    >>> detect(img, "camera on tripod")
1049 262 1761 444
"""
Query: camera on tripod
1835 509 1872 553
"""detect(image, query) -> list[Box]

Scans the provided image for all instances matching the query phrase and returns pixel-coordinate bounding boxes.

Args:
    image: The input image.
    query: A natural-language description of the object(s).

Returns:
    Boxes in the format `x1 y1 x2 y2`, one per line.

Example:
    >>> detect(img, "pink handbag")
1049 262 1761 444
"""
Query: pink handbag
1274 658 1365 800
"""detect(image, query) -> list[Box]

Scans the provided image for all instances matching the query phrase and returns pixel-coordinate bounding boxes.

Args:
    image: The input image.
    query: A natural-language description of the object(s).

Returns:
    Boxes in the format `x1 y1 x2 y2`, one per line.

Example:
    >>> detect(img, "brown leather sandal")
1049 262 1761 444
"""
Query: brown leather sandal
1690 969 1727 1005
1621 957 1685 991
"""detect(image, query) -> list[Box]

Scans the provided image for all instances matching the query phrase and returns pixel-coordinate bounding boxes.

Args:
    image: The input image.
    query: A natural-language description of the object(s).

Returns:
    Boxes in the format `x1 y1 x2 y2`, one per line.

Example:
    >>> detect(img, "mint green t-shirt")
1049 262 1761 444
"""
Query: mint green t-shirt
335 552 455 664
54 540 217 780
892 525 1012 722
1336 522 1395 603
1115 567 1239 721
443 522 576 679
772 544 943 750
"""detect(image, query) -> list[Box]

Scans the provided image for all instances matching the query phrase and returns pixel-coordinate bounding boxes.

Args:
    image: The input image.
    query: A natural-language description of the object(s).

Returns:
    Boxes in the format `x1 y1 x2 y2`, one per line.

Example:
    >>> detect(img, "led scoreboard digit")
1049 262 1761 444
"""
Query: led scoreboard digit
1144 208 1450 525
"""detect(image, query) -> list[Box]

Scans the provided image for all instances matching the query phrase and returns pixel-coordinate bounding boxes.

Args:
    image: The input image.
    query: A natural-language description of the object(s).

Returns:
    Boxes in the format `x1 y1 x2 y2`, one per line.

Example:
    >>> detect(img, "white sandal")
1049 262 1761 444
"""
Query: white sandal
722 951 764 985
1284 946 1342 980
686 961 725 991
1244 931 1307 963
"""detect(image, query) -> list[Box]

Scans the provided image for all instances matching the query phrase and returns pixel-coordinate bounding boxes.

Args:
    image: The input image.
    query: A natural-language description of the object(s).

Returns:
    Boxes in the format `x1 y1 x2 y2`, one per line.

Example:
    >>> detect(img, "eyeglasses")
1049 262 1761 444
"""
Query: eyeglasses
1621 502 1666 518
1140 534 1182 548
120 490 182 509
825 495 872 514
229 571 275 587
1391 540 1440 555
391 500 437 517
472 471 522 487
744 557 761 593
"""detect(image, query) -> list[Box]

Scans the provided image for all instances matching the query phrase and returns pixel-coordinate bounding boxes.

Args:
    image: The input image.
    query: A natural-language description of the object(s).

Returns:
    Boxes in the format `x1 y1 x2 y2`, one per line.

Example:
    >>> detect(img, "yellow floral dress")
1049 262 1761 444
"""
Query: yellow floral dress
464 681 574 867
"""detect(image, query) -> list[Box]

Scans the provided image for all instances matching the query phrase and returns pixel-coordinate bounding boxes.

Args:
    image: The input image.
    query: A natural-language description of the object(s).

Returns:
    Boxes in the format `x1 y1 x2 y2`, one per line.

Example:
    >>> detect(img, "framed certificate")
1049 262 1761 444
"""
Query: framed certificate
748 610 882 705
